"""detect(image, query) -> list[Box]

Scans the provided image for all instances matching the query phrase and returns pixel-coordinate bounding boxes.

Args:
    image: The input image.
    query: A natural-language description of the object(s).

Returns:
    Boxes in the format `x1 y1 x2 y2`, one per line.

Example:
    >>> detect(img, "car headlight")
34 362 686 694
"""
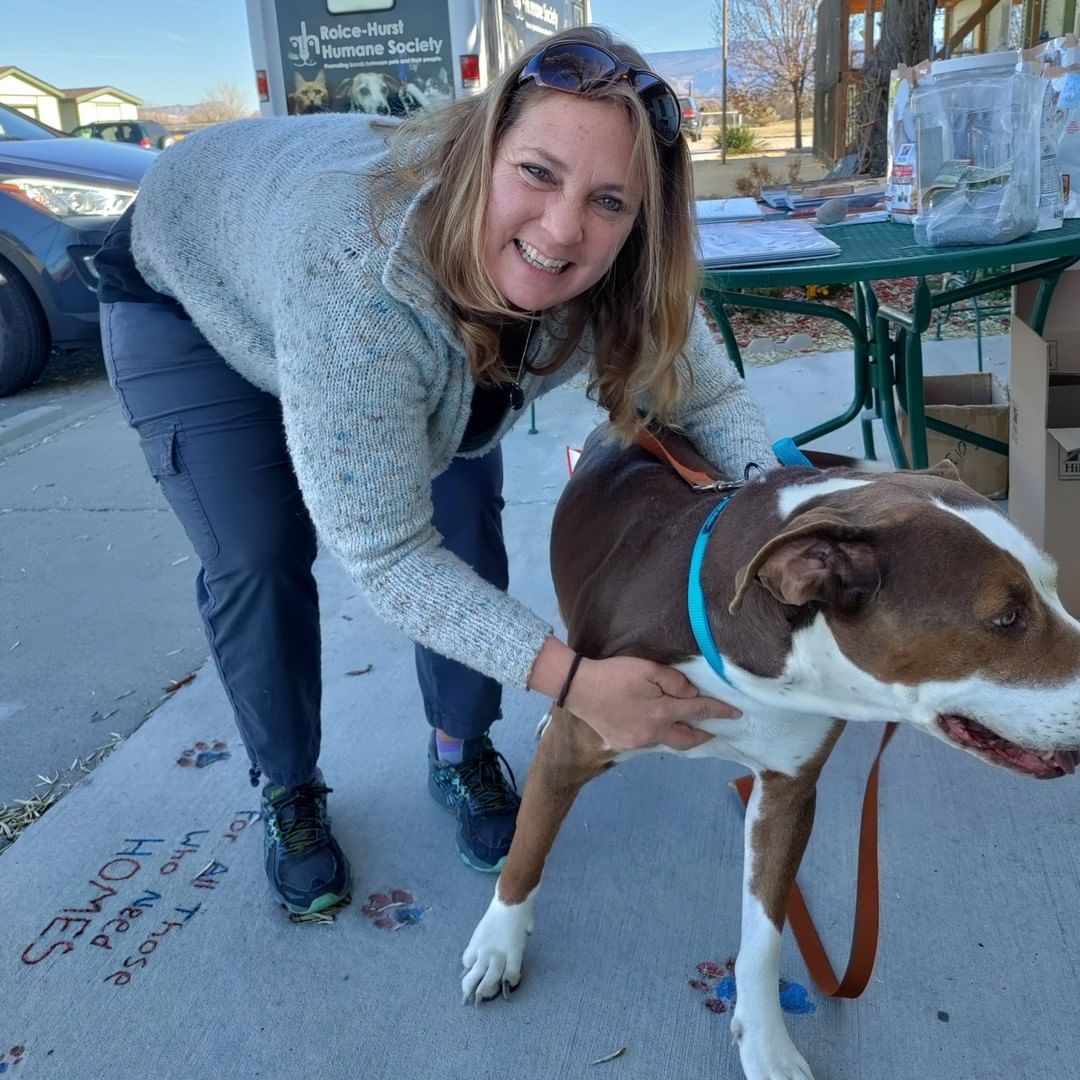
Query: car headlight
0 177 135 218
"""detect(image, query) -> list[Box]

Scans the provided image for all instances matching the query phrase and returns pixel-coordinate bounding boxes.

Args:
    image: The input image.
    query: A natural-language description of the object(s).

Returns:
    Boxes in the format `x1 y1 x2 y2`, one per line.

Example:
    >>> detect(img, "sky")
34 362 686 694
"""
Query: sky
1 0 714 108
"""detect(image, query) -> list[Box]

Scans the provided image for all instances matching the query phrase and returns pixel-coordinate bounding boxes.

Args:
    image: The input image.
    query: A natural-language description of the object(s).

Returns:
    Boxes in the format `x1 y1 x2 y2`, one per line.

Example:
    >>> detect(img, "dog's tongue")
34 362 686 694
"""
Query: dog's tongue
940 715 1079 776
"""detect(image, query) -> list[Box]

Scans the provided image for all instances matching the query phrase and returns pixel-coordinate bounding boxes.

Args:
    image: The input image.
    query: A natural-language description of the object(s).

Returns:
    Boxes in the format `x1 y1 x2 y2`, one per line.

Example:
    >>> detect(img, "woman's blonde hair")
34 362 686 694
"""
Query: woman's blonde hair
387 24 700 440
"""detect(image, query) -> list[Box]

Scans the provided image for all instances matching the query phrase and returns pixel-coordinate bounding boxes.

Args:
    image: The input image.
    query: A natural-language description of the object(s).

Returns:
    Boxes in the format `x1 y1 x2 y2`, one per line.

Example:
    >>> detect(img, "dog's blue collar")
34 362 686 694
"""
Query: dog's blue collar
687 439 814 687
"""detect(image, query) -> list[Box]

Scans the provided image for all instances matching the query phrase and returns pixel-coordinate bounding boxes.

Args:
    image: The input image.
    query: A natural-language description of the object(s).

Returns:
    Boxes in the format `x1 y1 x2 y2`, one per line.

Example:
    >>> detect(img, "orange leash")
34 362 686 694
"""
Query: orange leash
733 724 898 997
632 425 896 998
632 428 722 489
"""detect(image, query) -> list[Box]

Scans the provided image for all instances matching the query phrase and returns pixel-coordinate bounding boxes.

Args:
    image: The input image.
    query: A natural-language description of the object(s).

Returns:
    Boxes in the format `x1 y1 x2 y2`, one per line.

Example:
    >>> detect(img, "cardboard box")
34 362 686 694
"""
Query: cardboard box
899 373 1009 498
1008 311 1080 616
1014 266 1080 337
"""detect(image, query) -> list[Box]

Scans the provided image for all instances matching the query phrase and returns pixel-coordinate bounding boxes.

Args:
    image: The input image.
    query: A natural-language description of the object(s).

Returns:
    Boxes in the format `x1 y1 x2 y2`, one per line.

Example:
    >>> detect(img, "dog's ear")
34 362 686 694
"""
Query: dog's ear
921 458 961 482
730 509 880 614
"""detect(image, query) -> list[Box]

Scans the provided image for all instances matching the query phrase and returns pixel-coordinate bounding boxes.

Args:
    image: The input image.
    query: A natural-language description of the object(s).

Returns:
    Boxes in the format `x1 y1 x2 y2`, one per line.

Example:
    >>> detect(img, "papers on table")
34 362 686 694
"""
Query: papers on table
759 180 886 212
694 197 765 223
814 209 891 227
697 219 841 268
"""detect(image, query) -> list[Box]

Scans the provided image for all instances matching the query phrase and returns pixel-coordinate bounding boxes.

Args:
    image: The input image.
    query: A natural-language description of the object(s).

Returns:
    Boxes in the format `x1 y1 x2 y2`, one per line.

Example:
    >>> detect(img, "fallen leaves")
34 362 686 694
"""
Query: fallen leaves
589 1047 628 1066
164 672 197 694
0 731 126 856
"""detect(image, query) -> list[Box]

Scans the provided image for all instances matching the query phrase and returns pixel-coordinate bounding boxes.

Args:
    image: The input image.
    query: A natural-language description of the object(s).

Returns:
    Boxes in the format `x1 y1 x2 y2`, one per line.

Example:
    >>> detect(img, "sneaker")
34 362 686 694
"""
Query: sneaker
427 734 521 873
262 772 352 915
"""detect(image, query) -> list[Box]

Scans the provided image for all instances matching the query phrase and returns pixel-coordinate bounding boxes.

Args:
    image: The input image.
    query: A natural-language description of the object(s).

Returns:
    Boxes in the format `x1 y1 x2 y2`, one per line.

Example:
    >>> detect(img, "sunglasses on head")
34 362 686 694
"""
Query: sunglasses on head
517 41 682 147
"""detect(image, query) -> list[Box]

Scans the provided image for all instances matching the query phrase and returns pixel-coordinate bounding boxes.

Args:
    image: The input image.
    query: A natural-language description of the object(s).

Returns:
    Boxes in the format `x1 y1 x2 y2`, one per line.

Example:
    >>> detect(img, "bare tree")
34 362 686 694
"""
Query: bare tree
189 80 255 124
853 0 933 175
713 0 817 148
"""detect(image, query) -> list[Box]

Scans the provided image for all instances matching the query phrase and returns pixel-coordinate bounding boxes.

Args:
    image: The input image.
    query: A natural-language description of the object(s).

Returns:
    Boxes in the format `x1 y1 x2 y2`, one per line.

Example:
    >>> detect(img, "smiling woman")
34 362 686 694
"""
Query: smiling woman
92 23 777 919
391 29 698 436
483 100 642 314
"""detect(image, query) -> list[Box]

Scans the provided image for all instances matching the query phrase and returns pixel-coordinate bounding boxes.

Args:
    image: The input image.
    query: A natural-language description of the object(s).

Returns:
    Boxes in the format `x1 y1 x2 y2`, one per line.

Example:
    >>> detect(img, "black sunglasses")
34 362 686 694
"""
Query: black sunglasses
518 41 682 147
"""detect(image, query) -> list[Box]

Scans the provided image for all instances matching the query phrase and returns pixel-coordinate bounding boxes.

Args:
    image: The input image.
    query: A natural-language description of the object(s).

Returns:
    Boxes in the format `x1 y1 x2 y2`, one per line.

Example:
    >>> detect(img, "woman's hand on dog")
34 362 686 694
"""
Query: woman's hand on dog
566 656 739 751
529 637 739 750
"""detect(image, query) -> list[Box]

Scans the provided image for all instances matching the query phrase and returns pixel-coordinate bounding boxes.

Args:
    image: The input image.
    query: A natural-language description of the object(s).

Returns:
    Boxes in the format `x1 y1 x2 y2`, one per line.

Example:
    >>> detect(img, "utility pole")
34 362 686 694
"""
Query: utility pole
720 0 729 164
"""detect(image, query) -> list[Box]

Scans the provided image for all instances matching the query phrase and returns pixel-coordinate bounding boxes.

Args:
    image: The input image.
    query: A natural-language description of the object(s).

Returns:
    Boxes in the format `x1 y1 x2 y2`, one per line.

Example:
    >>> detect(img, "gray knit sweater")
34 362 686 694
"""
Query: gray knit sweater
130 114 775 690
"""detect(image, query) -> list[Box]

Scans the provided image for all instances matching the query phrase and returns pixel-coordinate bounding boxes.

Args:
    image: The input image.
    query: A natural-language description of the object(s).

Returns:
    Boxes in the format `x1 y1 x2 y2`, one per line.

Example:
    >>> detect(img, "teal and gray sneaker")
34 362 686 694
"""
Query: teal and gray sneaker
261 772 351 915
427 734 521 873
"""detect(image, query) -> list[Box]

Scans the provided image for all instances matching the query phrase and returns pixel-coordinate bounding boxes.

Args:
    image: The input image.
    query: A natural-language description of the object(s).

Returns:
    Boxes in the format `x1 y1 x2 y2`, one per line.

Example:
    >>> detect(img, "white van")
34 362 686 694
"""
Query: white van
244 0 591 118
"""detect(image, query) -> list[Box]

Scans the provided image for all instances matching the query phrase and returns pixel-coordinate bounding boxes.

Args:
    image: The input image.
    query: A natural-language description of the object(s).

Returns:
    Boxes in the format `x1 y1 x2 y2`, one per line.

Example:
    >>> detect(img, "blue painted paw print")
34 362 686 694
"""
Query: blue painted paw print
778 978 816 1014
0 1045 26 1073
689 959 816 1015
177 740 230 768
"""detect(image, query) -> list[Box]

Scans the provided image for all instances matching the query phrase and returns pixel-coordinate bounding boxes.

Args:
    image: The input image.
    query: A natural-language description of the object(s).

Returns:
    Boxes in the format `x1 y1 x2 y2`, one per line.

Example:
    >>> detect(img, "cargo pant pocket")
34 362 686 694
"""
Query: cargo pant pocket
138 418 220 564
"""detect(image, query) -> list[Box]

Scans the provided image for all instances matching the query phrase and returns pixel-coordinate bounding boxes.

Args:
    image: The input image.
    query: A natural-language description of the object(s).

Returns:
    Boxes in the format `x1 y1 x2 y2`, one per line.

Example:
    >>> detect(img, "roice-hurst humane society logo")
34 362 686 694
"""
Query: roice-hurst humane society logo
287 19 444 66
505 0 561 30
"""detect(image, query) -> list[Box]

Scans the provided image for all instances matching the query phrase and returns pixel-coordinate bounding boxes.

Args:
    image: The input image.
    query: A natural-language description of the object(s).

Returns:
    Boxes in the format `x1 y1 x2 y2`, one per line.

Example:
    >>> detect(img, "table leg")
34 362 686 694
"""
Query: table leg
855 285 878 460
871 312 909 469
903 329 929 469
700 284 745 378
1031 269 1067 336
877 279 935 469
707 288 873 448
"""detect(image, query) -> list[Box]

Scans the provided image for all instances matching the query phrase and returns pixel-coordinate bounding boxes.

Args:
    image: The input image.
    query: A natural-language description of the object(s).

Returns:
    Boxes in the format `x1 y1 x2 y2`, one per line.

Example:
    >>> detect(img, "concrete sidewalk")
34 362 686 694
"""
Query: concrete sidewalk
3 335 1079 1080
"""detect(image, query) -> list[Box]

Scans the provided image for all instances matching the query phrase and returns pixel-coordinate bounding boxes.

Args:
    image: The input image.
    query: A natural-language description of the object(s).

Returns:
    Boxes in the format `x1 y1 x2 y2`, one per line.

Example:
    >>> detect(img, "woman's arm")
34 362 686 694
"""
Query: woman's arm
273 255 554 690
672 306 778 476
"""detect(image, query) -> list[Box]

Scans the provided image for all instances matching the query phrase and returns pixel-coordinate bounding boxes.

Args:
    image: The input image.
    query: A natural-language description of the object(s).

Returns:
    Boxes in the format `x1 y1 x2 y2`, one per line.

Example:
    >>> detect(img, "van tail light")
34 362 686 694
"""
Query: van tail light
139 137 152 148
256 69 270 103
460 54 480 89
682 107 697 118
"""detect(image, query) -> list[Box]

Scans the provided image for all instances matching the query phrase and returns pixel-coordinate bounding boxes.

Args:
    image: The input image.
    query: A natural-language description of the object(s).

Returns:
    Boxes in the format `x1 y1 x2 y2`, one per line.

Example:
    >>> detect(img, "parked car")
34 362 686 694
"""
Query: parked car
0 103 155 395
679 95 703 142
69 120 180 150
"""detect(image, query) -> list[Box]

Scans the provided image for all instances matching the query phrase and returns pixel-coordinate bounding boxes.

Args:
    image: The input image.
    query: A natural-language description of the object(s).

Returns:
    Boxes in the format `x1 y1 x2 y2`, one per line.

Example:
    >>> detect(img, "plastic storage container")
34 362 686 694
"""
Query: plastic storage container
912 51 1043 247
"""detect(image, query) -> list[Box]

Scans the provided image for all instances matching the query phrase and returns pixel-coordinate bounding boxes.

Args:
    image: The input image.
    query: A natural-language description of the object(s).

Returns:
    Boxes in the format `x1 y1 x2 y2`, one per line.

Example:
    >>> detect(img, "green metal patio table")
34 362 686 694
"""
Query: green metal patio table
699 219 1080 469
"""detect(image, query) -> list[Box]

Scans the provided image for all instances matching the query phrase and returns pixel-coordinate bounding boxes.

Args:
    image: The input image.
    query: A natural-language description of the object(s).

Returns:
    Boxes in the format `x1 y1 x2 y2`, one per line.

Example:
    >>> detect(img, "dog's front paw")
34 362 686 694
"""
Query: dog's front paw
732 1018 815 1080
460 893 533 1005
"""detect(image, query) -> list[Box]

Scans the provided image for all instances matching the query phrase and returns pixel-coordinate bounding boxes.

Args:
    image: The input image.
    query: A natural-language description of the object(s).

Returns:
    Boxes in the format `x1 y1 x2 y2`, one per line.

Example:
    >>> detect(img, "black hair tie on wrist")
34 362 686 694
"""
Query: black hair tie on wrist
555 653 584 710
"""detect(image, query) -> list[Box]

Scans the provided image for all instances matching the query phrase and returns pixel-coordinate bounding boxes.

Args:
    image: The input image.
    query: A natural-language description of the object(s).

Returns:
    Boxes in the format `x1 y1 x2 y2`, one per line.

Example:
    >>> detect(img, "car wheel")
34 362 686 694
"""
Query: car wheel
0 262 50 396
162 137 176 149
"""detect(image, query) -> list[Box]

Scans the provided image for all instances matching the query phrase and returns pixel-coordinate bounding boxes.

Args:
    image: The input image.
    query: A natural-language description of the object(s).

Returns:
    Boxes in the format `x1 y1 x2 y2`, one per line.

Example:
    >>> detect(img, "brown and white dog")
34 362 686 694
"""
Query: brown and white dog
461 425 1080 1080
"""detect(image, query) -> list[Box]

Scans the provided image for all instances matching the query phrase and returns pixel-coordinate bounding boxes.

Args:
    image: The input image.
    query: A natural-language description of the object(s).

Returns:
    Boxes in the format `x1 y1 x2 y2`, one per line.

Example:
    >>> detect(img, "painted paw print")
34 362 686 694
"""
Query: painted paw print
0 1045 26 1073
176 740 230 768
688 958 817 1016
689 957 737 1013
361 888 425 930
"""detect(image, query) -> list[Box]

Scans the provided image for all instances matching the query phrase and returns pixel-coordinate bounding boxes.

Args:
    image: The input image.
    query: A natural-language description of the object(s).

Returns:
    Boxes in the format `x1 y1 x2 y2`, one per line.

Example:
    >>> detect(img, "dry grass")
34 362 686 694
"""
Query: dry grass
0 731 126 856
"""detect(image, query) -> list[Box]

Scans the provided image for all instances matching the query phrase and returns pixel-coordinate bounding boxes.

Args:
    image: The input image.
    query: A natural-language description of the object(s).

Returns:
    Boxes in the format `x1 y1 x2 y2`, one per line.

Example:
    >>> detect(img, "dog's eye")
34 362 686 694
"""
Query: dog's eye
993 608 1021 629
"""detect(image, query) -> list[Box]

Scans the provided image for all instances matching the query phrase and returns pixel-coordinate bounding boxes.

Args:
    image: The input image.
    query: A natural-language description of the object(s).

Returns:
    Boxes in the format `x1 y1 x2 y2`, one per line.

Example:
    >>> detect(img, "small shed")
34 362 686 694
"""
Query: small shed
0 66 65 128
0 66 142 131
57 86 142 131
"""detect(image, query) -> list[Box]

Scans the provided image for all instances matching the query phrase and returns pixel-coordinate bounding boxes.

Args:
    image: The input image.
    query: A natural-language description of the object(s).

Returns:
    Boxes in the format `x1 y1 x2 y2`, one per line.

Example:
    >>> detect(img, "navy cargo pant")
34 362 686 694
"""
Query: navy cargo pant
97 222 507 790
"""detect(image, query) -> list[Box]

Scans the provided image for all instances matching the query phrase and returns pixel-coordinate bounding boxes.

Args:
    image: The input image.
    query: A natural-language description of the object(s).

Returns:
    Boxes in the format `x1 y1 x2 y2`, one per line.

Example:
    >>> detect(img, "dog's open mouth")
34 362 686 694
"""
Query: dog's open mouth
938 714 1080 778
